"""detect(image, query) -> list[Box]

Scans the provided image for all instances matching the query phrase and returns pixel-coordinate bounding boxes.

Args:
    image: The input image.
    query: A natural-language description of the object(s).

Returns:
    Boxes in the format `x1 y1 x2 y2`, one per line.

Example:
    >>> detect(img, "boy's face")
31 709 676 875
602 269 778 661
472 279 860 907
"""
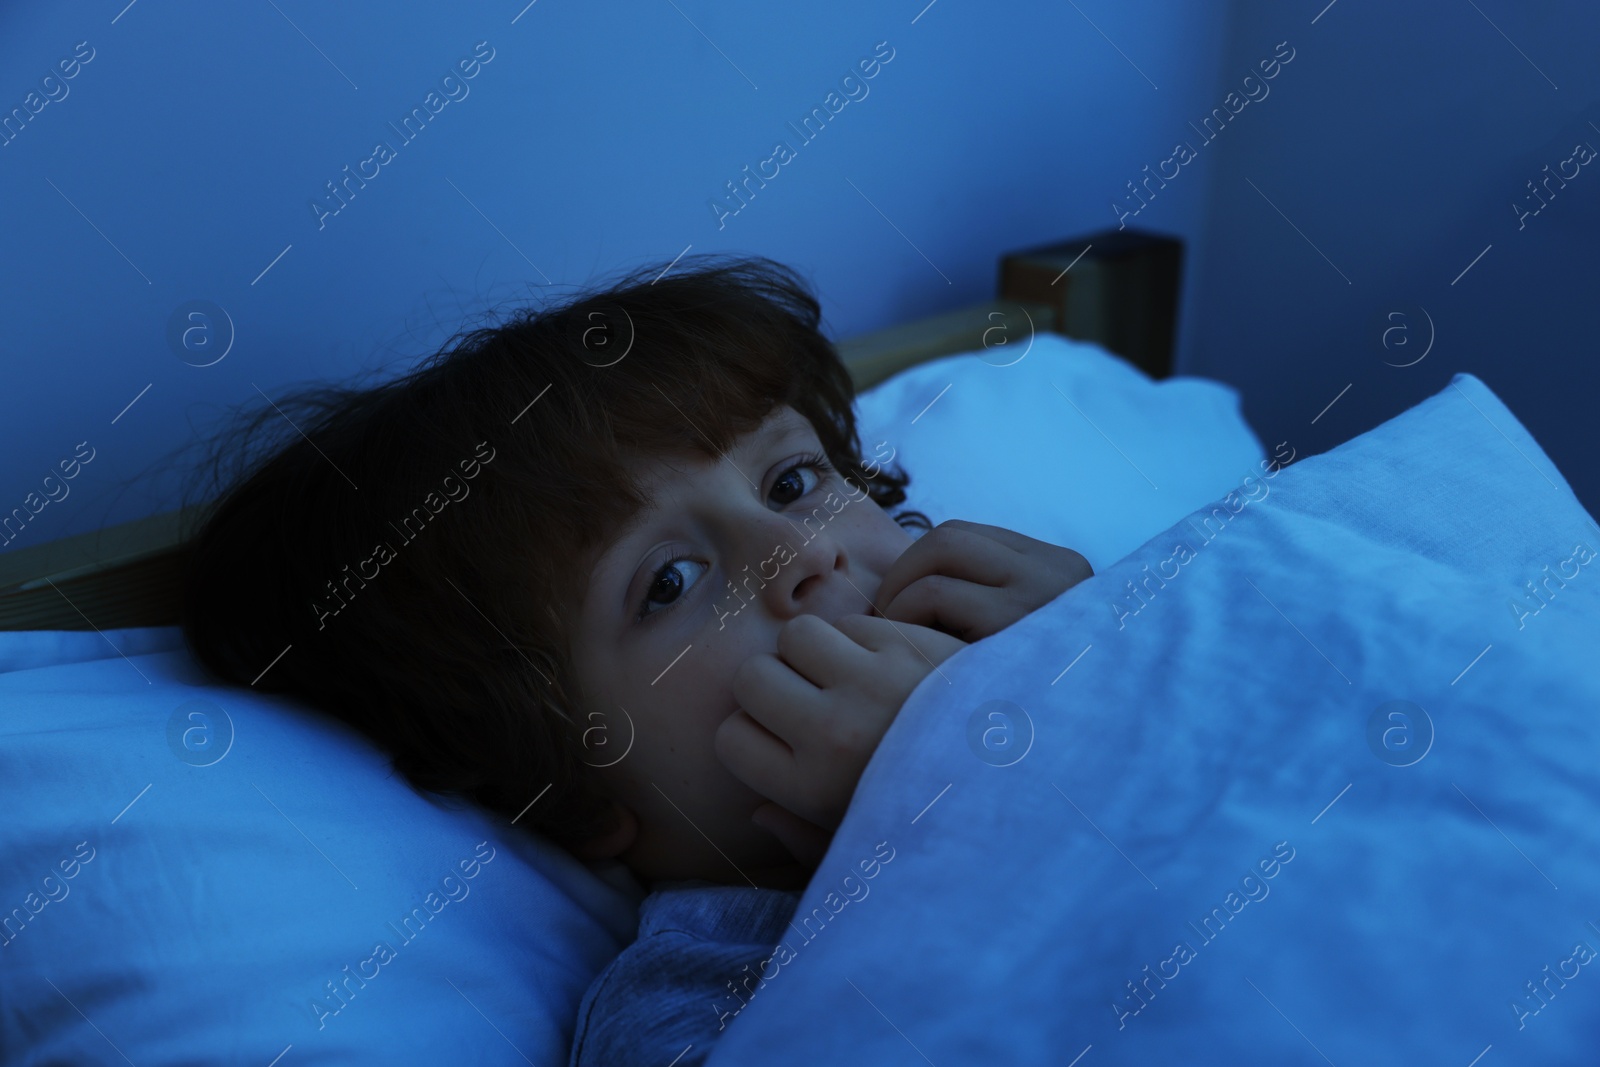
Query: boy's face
570 405 914 885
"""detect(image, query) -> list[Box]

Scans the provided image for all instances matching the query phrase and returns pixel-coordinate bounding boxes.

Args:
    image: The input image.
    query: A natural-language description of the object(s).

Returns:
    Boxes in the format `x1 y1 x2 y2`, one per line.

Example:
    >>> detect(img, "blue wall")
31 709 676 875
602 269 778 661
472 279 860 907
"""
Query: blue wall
0 0 1235 550
7 2 1595 551
1180 0 1600 513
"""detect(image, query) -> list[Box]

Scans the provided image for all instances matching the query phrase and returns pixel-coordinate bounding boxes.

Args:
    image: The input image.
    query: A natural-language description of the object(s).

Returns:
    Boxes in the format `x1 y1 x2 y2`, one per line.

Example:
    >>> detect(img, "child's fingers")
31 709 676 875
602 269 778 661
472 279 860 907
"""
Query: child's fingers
878 573 1014 641
831 612 967 666
871 521 1015 615
774 613 873 690
751 802 833 866
827 612 897 651
730 651 830 751
934 518 1053 555
714 708 799 800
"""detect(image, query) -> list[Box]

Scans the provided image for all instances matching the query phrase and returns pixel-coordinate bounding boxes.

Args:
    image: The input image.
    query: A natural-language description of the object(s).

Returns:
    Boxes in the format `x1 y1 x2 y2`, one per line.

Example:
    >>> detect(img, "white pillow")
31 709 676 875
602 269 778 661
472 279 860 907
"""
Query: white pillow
854 333 1268 571
0 626 642 1064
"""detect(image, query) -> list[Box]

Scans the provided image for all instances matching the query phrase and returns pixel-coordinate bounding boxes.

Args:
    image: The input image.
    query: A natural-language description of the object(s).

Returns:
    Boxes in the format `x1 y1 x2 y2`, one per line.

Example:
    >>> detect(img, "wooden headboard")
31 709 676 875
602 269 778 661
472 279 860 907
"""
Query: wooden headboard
0 227 1181 631
0 301 1050 631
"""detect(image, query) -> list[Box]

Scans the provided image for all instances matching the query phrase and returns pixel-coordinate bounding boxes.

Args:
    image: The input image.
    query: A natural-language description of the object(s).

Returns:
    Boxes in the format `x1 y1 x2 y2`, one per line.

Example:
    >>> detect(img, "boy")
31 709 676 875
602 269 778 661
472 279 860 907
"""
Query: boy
178 254 1091 1066
565 405 1090 1066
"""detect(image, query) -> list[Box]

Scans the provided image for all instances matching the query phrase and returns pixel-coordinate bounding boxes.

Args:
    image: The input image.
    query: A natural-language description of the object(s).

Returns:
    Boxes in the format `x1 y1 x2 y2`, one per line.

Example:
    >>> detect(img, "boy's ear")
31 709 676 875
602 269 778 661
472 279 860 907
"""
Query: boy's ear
573 801 638 860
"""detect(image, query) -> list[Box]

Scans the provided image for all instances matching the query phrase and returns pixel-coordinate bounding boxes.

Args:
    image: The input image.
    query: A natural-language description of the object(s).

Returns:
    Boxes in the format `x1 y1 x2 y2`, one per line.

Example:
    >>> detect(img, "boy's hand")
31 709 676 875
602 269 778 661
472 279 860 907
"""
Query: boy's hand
871 520 1093 641
716 614 966 848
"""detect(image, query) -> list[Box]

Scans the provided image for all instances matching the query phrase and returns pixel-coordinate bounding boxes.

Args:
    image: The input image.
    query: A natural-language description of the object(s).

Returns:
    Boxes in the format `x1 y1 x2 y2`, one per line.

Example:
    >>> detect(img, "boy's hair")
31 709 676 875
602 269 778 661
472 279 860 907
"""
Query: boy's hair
180 254 928 849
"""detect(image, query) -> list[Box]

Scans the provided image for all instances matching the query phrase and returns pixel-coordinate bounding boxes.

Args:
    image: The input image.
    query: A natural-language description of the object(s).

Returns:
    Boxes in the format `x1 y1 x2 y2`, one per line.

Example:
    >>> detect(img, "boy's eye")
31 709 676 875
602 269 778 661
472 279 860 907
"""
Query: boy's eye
769 452 832 507
637 556 708 621
633 453 833 623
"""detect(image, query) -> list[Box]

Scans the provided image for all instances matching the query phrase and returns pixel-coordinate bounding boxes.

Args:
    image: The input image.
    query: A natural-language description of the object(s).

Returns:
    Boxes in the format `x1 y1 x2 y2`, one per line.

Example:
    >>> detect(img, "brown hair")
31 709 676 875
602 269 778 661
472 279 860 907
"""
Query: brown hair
180 254 928 849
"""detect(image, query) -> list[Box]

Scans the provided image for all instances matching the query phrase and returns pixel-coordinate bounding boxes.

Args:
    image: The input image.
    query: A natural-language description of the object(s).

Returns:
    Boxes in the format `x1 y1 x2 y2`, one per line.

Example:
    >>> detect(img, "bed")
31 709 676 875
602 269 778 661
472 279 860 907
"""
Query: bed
4 301 1595 1064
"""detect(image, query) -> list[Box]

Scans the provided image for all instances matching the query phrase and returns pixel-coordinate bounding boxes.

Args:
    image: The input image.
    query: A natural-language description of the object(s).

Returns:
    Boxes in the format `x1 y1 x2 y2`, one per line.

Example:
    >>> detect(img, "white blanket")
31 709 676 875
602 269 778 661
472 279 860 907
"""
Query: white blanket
709 373 1600 1065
